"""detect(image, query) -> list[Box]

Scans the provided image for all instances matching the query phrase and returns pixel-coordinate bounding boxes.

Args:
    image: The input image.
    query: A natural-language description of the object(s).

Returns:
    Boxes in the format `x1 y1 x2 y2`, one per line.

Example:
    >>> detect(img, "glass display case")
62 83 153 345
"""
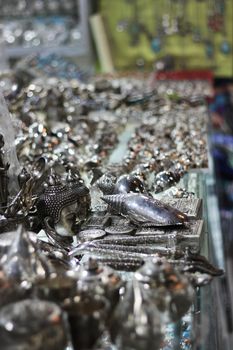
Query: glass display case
202 124 233 350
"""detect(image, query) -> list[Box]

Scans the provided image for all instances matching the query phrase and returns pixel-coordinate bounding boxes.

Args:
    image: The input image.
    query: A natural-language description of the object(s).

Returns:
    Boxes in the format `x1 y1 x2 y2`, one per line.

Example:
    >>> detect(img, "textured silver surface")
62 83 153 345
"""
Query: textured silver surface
136 220 204 247
160 198 202 219
77 229 106 241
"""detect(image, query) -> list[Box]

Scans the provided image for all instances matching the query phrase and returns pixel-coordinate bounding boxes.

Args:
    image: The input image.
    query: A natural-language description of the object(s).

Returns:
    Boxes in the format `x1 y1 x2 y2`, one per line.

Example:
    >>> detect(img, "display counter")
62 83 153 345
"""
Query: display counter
0 72 226 349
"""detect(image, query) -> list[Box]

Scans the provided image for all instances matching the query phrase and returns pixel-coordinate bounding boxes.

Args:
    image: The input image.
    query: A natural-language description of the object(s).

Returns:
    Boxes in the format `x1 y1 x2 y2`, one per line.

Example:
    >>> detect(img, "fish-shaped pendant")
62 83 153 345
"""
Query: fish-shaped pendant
101 193 188 226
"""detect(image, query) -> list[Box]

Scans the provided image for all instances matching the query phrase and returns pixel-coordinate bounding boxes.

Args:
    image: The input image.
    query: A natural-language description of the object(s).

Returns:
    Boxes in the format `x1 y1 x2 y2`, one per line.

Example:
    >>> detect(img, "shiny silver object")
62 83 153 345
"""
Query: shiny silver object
76 258 123 312
63 258 123 350
0 224 53 283
102 193 188 226
153 170 183 193
0 299 68 350
36 170 90 248
97 173 147 195
0 225 53 307
77 228 106 241
109 279 163 350
135 258 194 322
0 134 9 210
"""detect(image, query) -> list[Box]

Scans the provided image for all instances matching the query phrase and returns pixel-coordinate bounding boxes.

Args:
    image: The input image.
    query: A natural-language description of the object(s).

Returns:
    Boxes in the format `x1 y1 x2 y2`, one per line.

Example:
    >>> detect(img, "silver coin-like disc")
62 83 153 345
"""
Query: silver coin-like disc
77 229 106 241
104 224 135 235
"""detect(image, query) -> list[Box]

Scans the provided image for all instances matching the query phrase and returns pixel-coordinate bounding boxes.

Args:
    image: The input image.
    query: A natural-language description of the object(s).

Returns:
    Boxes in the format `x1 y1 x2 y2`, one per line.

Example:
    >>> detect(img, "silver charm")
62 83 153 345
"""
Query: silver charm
102 193 188 226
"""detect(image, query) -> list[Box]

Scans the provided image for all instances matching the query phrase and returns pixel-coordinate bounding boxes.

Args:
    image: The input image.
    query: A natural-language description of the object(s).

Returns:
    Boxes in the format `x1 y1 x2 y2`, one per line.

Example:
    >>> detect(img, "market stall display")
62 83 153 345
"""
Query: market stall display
0 61 224 349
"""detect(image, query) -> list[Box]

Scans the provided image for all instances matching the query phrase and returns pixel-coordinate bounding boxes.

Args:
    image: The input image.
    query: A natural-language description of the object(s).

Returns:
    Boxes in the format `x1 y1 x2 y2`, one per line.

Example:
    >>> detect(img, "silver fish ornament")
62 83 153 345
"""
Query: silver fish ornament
102 193 188 226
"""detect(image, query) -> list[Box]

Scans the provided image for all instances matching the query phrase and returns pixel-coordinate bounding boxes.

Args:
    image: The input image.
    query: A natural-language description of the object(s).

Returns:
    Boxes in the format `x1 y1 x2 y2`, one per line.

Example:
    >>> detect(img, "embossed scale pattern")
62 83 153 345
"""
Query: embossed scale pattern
102 193 188 226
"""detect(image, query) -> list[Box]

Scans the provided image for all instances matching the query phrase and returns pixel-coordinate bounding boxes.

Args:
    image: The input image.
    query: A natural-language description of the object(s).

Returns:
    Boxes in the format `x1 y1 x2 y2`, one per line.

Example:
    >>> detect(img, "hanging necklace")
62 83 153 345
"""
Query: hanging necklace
177 0 192 37
205 0 215 59
116 0 141 46
207 0 224 32
219 0 231 55
192 0 203 42
114 0 231 65
149 0 163 53
127 0 141 46
133 0 164 53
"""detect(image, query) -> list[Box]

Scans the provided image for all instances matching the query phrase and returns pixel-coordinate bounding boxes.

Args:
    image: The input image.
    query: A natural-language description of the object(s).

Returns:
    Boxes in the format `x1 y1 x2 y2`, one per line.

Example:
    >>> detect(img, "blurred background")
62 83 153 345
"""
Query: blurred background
0 0 232 76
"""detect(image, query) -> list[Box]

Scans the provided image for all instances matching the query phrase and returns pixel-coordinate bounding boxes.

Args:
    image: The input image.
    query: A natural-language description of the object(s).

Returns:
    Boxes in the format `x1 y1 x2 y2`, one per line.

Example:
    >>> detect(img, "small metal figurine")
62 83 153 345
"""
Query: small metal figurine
0 224 53 283
97 173 147 195
102 193 188 226
18 167 31 189
36 170 90 250
0 224 53 308
109 279 163 350
62 259 118 350
76 257 123 313
135 257 194 322
153 169 183 193
0 299 68 350
0 134 10 211
182 248 224 277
